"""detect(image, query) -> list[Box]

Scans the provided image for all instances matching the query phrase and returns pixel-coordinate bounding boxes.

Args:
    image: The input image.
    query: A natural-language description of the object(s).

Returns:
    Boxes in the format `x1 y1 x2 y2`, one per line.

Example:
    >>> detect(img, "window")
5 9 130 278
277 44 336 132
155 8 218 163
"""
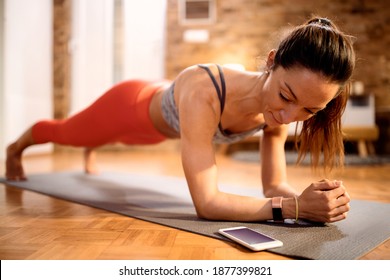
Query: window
179 0 216 25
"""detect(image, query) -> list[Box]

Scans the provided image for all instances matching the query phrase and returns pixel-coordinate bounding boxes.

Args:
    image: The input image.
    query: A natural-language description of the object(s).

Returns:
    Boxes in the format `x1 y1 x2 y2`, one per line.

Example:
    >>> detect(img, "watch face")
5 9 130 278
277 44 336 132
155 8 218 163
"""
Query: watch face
271 197 283 221
272 207 283 222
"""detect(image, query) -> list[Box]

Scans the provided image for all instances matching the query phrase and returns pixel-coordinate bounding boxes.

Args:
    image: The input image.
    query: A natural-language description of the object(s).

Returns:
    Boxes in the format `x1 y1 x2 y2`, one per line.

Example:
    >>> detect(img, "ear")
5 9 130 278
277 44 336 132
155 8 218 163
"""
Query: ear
266 49 276 69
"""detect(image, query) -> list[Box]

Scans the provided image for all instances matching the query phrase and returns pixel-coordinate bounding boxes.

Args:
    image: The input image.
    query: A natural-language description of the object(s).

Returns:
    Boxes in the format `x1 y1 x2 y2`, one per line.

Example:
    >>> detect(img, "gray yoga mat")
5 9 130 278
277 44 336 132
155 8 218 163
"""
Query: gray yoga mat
1 171 389 260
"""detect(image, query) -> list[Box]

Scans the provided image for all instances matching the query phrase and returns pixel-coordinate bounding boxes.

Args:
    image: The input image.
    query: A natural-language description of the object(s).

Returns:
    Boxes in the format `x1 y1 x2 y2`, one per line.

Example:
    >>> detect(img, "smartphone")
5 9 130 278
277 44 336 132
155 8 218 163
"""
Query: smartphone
218 226 283 251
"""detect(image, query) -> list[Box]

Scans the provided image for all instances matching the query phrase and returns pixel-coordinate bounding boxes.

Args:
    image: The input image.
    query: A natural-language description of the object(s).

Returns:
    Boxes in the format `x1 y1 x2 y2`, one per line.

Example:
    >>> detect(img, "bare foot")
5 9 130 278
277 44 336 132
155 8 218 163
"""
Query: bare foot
5 143 27 181
84 148 99 175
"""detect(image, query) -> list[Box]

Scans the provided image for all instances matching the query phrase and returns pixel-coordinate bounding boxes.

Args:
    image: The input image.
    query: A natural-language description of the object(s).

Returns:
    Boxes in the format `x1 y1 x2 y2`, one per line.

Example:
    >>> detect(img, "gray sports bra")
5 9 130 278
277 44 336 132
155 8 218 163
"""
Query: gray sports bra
161 64 266 144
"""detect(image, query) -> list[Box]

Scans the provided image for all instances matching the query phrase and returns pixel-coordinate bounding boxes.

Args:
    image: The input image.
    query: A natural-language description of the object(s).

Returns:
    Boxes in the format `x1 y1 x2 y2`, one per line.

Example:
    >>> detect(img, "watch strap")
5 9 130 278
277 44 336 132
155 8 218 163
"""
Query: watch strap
272 196 284 222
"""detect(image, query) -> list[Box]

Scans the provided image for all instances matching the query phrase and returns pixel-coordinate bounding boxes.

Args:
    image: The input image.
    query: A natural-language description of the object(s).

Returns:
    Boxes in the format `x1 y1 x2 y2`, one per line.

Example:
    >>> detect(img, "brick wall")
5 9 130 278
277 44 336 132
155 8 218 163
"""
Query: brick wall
53 0 71 120
166 0 390 110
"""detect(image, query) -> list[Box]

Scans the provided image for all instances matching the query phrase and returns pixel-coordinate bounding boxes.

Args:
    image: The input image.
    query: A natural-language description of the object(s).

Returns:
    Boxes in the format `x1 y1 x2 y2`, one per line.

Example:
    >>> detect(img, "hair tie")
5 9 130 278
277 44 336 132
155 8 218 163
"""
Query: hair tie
308 17 332 27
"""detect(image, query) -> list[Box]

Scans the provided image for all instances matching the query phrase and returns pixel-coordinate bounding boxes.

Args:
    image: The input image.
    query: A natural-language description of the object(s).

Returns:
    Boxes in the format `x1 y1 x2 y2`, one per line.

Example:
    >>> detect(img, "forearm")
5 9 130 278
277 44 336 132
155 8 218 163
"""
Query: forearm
195 191 272 221
194 191 296 222
262 181 300 198
260 126 298 198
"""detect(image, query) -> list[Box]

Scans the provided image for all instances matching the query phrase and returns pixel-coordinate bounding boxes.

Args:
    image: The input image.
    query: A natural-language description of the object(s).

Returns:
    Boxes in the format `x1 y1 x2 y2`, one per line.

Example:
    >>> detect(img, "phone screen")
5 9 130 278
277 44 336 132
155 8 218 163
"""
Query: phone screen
223 228 275 244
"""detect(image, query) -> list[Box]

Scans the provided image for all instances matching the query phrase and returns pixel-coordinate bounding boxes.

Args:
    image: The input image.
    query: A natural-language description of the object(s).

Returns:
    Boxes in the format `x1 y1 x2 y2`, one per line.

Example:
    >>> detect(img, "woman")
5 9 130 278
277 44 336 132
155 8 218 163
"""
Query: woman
6 17 355 224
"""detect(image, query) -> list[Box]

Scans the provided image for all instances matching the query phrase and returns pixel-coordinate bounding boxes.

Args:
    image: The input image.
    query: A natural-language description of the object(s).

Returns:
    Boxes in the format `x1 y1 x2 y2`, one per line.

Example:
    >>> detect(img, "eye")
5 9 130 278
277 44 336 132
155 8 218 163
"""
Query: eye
279 92 291 102
305 108 316 115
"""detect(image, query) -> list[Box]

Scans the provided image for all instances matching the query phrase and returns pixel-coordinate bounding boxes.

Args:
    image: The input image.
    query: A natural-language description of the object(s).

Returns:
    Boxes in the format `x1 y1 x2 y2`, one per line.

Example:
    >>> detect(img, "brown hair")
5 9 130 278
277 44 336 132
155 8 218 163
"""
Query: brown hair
273 17 356 171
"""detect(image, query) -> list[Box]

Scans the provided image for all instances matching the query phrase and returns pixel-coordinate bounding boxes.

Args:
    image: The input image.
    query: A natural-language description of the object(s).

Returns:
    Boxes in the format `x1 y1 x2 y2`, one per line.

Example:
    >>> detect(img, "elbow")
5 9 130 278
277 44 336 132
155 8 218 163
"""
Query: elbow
195 209 209 220
193 200 218 220
262 187 274 198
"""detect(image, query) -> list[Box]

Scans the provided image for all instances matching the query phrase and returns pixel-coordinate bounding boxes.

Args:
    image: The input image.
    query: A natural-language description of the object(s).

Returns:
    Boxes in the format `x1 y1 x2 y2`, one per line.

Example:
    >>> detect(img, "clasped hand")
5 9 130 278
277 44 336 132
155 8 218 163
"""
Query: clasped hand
298 179 351 223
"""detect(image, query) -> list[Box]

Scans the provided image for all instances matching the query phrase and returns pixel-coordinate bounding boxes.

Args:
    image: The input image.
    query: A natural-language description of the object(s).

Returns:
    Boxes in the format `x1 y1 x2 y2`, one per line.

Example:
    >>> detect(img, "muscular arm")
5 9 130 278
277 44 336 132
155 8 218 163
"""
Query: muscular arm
177 70 276 222
260 125 300 198
181 135 276 221
260 125 351 223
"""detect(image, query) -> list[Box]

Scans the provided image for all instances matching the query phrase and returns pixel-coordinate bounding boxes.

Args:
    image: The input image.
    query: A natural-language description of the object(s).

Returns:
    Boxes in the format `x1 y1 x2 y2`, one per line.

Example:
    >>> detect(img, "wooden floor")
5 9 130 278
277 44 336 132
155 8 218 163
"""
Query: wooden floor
1 148 389 260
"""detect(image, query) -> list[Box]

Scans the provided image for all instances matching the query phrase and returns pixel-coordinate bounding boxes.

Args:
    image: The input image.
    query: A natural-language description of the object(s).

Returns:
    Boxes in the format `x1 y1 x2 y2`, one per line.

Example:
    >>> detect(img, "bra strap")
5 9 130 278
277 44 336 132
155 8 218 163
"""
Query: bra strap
198 64 228 136
197 64 226 114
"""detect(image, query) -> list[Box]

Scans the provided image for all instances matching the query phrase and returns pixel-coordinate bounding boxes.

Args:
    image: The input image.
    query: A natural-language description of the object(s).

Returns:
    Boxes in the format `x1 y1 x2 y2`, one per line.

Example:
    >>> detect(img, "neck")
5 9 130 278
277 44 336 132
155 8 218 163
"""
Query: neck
249 71 268 114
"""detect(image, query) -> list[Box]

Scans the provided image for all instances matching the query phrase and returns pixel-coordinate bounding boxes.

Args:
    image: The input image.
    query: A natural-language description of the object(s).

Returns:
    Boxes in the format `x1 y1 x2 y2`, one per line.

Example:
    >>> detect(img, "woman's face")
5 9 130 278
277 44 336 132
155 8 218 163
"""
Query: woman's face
261 66 340 127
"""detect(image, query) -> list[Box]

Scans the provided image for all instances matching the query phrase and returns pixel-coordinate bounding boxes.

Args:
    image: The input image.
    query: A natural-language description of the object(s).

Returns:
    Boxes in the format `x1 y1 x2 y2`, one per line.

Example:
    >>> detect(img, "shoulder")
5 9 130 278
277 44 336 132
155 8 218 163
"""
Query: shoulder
175 64 221 106
176 64 218 86
176 64 254 93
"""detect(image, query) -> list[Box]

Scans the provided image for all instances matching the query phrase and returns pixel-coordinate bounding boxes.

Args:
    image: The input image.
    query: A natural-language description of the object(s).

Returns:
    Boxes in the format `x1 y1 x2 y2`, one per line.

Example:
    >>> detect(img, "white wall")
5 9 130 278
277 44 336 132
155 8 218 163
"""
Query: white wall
0 0 53 160
71 0 167 114
0 0 4 161
124 0 167 81
70 0 114 114
0 0 168 161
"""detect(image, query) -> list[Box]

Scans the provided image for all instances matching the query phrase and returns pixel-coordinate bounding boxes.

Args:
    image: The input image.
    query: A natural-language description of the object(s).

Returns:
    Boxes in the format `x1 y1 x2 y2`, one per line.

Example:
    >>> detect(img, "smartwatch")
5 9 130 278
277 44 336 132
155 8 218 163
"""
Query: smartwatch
272 197 284 222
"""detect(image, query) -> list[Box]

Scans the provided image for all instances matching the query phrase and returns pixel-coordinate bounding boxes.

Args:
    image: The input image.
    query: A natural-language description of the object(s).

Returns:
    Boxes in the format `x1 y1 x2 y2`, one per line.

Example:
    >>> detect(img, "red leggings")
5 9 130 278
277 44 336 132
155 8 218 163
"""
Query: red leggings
32 80 169 147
